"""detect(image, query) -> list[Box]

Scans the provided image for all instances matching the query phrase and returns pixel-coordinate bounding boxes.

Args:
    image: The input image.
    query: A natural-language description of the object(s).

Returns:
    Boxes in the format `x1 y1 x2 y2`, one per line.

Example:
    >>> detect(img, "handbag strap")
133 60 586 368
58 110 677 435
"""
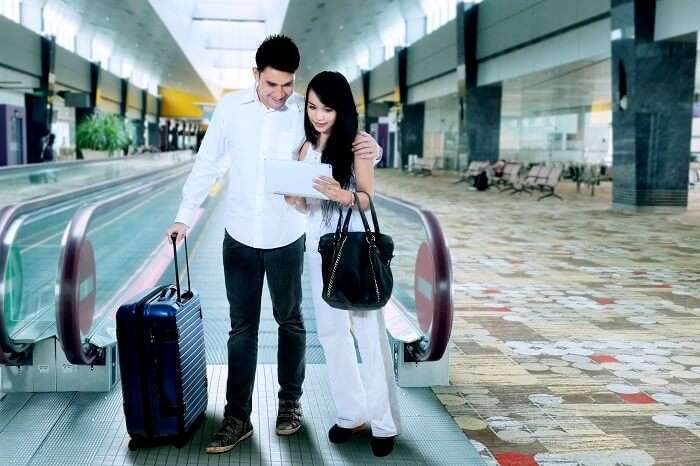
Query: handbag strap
354 191 381 235
335 191 382 237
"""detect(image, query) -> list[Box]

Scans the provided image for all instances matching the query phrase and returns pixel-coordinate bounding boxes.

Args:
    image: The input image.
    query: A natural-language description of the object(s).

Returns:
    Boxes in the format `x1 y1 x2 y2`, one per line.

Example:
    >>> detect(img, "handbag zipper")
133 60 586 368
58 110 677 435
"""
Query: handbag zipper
368 245 381 303
325 236 348 299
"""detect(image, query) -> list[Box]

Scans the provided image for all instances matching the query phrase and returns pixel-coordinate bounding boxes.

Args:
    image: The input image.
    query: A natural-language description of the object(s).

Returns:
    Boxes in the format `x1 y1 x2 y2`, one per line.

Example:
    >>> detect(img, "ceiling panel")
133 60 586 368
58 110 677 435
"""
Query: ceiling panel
48 0 213 98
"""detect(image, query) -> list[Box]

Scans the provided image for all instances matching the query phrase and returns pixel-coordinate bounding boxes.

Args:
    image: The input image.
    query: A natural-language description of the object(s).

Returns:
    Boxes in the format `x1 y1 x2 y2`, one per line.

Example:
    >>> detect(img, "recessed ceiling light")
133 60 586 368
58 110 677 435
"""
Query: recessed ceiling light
339 25 344 30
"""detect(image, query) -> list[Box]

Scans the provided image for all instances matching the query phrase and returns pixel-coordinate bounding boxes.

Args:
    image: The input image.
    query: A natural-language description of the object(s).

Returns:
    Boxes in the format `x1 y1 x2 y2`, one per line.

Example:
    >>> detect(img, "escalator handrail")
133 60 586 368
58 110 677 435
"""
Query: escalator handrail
376 193 454 363
0 150 191 175
56 167 192 365
0 159 193 364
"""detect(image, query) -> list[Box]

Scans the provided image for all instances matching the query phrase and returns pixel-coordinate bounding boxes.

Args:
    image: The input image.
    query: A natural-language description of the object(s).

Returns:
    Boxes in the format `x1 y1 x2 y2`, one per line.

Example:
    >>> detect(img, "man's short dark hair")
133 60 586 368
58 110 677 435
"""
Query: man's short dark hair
255 35 300 73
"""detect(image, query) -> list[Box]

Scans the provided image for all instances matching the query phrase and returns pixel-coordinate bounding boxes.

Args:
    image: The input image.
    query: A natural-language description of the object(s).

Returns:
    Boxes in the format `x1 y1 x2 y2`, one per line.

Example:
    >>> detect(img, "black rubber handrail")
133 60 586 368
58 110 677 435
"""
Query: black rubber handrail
376 193 454 363
56 167 191 365
0 159 193 365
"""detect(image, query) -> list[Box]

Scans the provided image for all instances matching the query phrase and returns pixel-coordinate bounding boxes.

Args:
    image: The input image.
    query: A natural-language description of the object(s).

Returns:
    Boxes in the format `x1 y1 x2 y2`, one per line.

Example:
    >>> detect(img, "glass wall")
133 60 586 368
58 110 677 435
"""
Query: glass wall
499 108 611 165
422 93 459 170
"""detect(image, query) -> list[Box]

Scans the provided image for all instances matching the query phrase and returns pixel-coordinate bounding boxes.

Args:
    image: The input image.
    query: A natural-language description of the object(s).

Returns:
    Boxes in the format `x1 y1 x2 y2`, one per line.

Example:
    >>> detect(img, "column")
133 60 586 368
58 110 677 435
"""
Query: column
135 89 146 146
396 46 425 169
119 78 128 118
456 2 502 168
25 35 55 164
611 0 697 212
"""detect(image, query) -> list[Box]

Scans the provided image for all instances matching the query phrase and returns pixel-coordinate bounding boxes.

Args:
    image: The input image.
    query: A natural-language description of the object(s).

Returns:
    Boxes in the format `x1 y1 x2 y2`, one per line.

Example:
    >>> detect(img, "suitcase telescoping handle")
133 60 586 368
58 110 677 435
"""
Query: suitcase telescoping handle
170 233 193 301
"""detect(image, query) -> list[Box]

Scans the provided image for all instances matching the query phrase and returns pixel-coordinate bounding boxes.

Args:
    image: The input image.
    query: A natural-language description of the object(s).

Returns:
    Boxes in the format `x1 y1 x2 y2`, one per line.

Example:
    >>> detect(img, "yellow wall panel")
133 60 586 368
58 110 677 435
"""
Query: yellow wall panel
160 86 215 118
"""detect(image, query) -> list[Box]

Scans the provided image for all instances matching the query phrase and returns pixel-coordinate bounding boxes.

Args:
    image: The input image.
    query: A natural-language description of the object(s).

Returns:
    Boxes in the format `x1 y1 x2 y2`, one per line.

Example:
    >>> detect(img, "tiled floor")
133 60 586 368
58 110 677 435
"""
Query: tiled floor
375 170 700 466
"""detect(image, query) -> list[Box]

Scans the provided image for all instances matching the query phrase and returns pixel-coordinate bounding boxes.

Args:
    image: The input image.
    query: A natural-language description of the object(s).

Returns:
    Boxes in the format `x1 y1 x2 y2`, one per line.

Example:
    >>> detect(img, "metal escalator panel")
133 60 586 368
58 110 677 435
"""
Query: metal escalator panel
0 150 194 206
0 205 65 364
374 194 454 362
57 169 193 365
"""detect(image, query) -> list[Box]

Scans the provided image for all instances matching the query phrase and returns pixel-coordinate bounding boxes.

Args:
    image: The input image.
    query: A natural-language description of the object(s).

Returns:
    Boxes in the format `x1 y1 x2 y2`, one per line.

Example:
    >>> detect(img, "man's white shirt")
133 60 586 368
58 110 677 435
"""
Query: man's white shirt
175 86 307 249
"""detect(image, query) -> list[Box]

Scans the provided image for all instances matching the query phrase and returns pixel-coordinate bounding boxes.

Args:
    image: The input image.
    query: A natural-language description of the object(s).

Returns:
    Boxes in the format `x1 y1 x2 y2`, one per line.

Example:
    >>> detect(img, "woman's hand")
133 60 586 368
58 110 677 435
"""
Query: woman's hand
284 195 300 205
313 176 351 205
284 195 307 212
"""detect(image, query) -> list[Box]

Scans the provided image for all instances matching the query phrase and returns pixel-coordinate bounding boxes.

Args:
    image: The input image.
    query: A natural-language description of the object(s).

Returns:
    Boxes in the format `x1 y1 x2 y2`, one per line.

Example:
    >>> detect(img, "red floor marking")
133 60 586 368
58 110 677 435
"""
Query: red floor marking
655 284 672 288
493 307 512 313
620 393 656 404
632 271 647 275
484 288 501 294
596 298 616 305
590 354 617 363
495 452 538 466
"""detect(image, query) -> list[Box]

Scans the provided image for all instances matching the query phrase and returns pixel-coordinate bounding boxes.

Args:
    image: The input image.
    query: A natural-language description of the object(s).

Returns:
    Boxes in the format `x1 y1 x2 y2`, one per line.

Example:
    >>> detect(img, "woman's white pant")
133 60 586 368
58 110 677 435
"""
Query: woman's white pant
307 236 401 437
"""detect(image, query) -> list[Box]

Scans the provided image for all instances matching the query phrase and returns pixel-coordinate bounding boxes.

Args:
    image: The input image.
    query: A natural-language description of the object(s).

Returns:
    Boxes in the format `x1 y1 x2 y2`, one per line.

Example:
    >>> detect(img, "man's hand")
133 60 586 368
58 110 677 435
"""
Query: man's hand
352 131 380 161
166 222 188 245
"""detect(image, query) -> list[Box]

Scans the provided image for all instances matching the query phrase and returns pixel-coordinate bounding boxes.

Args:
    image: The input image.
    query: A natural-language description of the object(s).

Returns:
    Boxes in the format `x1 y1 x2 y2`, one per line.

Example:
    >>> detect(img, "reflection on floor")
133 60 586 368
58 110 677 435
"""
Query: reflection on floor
376 170 700 466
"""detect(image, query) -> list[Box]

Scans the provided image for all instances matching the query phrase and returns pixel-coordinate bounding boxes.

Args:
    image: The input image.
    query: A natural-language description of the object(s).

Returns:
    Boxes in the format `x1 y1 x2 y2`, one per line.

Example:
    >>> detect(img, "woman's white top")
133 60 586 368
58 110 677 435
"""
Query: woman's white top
302 144 364 237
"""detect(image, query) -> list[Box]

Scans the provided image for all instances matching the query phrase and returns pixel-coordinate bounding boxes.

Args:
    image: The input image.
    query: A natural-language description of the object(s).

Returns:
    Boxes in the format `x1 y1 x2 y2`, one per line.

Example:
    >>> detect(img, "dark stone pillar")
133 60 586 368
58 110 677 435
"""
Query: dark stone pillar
134 89 146 146
361 70 371 133
611 0 697 212
457 2 502 166
25 36 55 164
76 62 100 125
395 46 419 170
75 63 100 162
120 79 128 118
401 103 425 168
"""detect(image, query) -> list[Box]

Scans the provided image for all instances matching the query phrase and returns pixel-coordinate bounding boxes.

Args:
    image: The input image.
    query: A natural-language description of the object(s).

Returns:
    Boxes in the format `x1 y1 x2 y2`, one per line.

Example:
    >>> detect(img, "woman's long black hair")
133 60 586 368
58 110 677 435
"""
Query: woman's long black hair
304 71 358 224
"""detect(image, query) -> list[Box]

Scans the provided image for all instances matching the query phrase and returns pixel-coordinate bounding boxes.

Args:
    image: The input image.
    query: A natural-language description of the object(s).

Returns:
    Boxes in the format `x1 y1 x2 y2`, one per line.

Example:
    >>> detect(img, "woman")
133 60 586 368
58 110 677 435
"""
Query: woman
286 71 400 457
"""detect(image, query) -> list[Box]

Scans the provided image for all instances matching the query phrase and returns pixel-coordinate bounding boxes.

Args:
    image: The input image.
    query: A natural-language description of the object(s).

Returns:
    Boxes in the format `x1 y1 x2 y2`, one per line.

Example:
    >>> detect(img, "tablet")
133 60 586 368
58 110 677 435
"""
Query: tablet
265 159 333 200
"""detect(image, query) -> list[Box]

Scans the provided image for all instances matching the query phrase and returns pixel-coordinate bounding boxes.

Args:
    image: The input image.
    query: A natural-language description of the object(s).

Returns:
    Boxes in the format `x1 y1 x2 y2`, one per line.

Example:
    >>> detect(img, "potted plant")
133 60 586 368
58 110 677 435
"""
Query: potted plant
76 113 131 159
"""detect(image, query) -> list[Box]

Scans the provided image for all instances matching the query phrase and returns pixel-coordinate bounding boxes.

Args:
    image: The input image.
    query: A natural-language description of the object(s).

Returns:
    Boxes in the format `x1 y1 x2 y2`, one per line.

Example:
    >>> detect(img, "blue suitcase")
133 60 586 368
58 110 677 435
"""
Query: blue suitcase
116 236 208 450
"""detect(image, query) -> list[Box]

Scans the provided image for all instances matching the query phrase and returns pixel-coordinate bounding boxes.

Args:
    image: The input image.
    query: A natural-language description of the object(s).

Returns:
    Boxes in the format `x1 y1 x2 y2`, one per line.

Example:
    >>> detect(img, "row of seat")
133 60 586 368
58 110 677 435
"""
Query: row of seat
453 161 562 200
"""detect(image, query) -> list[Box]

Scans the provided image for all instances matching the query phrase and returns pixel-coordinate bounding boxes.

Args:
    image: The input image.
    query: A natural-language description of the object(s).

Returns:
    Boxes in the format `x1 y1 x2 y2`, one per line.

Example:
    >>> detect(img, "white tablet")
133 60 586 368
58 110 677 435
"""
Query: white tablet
264 159 333 200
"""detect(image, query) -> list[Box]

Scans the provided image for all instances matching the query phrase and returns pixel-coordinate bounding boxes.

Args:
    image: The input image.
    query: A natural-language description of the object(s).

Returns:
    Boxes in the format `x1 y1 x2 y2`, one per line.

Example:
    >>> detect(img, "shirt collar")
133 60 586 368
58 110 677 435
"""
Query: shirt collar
241 86 302 113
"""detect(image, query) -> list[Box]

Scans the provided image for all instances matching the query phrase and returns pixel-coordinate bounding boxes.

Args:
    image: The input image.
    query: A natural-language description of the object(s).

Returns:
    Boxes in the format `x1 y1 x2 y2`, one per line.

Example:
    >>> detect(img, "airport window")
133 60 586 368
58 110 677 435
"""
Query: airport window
382 21 406 60
0 0 21 23
42 3 77 51
92 38 112 70
421 0 465 35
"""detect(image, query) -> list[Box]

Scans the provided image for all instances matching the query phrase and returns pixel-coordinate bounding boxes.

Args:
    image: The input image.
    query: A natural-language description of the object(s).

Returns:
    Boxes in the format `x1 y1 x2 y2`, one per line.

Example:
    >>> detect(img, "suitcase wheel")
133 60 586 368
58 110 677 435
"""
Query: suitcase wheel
174 436 188 449
128 439 140 451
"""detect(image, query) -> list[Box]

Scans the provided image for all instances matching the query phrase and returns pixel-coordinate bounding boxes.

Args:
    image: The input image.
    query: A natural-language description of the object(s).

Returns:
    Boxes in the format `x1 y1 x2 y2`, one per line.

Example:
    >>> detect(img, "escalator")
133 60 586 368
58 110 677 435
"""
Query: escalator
1 162 453 391
0 153 195 368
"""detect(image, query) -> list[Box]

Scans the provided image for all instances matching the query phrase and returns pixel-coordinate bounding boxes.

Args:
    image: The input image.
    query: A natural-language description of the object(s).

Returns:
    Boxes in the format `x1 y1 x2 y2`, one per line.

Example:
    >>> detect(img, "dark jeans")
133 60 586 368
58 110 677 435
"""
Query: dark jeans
222 232 306 420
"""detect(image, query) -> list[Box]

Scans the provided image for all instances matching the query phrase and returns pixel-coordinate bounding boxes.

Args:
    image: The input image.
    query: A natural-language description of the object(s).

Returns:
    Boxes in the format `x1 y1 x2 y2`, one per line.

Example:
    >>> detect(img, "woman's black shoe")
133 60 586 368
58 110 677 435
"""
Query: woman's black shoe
328 424 354 444
370 435 395 457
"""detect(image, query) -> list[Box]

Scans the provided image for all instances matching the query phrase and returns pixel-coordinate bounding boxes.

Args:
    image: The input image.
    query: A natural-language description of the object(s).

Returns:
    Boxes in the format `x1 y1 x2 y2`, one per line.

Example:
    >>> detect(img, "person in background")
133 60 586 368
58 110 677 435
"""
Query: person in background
41 133 56 163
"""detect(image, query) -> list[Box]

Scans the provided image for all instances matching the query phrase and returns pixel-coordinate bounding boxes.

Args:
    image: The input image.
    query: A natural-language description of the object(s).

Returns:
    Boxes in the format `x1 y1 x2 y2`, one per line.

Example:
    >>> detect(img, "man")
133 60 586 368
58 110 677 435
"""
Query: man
167 35 380 454
41 133 56 163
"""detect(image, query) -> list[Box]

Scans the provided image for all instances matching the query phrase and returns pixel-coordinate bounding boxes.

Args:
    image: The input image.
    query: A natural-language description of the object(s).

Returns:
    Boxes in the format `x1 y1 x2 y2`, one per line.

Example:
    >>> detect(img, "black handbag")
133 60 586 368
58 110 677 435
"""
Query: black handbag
318 191 394 311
